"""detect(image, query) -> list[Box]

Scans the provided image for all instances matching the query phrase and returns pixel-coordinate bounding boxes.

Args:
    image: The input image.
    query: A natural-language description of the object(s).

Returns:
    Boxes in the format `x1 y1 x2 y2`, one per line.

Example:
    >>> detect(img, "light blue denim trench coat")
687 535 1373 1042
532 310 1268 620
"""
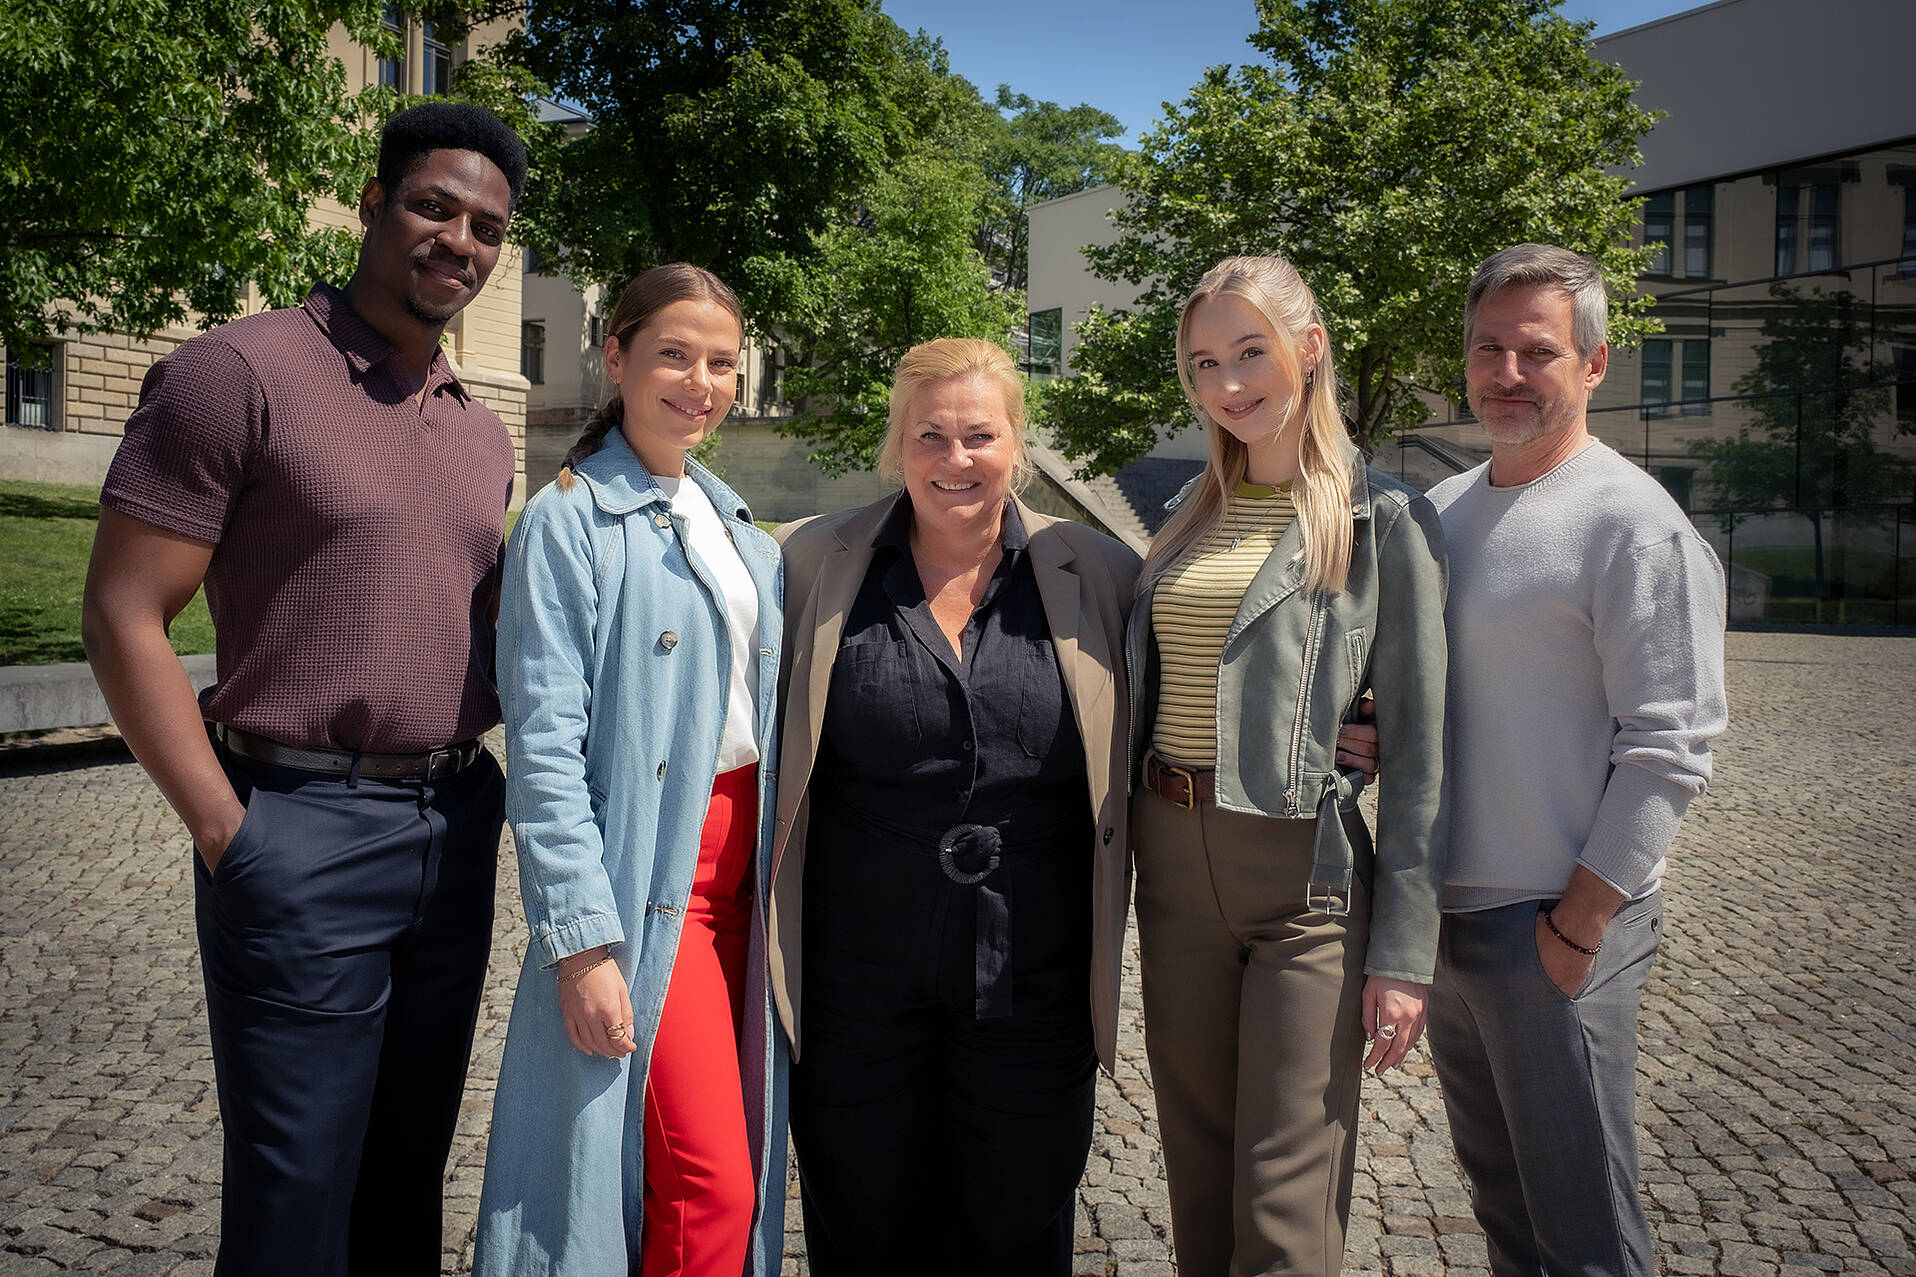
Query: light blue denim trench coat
474 427 787 1276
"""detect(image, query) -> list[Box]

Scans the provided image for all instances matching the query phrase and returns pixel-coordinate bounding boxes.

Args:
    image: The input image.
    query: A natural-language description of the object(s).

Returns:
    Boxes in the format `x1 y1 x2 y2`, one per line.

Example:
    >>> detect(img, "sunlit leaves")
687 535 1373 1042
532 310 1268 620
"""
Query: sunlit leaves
1042 0 1660 473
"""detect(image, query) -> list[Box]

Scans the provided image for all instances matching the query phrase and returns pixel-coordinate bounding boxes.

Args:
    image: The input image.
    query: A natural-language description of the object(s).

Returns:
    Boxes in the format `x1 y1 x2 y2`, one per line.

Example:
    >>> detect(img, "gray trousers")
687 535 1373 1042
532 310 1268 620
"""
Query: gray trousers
1427 894 1663 1277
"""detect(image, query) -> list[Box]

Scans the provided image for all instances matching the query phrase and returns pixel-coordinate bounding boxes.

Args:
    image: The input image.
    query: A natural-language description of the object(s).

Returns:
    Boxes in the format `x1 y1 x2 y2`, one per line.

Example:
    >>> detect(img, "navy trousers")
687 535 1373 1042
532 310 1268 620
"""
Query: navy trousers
193 744 504 1277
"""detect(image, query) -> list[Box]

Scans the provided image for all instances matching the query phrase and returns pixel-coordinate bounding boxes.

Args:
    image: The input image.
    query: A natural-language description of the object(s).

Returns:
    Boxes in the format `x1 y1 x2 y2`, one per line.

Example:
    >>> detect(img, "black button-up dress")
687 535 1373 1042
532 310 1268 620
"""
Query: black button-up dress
790 495 1098 1274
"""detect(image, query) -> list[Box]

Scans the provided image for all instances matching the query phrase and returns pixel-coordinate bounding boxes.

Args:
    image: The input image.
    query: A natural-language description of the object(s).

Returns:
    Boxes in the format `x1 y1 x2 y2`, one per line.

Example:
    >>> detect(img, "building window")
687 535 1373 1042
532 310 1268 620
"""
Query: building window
5 343 57 429
1807 184 1838 271
423 24 453 96
1776 180 1841 274
1774 186 1797 276
588 313 604 348
1644 192 1674 276
1641 339 1672 415
1656 466 1694 511
1680 340 1710 415
1642 339 1709 417
1642 185 1712 279
521 322 545 385
1897 347 1916 432
1682 184 1713 279
523 244 542 275
1901 187 1916 275
1024 308 1062 378
377 3 405 90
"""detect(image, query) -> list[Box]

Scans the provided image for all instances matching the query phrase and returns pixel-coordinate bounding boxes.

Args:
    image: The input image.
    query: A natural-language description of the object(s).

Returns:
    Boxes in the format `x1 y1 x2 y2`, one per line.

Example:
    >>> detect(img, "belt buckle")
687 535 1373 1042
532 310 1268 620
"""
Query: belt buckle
1158 758 1197 811
424 747 458 780
1307 881 1349 917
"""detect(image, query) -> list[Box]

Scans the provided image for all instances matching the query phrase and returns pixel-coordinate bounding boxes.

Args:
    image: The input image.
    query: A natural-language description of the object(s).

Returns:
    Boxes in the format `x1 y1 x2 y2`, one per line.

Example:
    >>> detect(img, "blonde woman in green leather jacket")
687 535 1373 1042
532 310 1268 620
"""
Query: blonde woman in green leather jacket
1126 256 1448 1277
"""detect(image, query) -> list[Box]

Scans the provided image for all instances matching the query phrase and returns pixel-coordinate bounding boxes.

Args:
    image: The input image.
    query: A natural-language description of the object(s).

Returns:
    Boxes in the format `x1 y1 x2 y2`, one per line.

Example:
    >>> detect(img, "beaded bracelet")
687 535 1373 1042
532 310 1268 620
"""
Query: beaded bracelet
1542 909 1602 956
558 954 614 984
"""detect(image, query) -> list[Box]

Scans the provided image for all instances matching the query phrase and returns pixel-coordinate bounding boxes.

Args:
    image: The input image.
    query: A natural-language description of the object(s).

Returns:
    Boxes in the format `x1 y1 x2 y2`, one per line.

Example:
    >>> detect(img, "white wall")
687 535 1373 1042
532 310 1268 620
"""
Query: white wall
1026 185 1209 461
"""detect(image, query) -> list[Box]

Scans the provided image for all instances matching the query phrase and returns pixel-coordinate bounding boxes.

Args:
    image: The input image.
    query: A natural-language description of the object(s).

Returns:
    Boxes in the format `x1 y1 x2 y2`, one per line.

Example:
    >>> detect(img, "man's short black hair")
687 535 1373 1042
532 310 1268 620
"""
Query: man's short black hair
376 103 529 208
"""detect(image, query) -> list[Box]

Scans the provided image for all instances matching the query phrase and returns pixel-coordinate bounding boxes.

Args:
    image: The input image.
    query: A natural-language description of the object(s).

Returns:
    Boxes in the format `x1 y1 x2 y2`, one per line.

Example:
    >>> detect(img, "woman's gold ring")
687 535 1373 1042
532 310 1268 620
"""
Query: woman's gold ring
604 1021 627 1040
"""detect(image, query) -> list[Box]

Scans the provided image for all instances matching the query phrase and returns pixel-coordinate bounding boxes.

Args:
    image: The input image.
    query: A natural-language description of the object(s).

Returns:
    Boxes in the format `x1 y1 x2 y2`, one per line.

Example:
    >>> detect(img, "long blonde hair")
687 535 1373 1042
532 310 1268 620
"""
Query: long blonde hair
1142 256 1358 595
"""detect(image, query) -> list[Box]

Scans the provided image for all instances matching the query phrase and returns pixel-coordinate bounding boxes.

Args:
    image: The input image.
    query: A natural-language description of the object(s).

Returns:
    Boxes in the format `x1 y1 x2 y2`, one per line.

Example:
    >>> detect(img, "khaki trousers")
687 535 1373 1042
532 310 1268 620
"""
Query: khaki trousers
1134 787 1371 1277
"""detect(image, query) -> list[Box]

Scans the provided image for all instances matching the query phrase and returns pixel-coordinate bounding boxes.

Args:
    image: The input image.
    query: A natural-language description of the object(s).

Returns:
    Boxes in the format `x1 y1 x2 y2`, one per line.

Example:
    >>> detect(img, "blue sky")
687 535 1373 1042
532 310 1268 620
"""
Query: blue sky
879 0 1703 143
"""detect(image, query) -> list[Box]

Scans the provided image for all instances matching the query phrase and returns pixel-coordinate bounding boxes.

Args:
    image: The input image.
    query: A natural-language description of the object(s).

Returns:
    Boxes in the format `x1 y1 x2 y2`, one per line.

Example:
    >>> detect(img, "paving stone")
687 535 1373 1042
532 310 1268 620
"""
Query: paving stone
5 633 1914 1273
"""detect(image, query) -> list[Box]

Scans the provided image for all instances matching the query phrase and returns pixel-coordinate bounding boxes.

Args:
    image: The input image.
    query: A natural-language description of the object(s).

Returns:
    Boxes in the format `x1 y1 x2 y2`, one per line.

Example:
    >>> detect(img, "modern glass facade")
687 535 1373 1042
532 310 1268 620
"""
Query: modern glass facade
1399 138 1916 624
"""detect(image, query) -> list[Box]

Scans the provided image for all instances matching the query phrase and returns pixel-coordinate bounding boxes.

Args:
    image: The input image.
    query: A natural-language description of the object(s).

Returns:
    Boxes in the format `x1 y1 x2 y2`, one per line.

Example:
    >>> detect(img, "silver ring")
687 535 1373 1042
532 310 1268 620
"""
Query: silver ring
1377 1024 1398 1041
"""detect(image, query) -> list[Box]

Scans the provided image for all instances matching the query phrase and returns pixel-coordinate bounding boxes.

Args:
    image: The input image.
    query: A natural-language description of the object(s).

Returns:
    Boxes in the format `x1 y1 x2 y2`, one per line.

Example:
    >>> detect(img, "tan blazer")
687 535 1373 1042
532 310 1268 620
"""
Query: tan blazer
770 493 1140 1071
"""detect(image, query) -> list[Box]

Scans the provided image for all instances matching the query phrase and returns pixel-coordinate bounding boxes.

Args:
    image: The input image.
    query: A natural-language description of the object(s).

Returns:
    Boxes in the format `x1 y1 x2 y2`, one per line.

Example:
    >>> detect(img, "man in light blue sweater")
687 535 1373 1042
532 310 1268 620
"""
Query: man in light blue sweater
1424 244 1728 1275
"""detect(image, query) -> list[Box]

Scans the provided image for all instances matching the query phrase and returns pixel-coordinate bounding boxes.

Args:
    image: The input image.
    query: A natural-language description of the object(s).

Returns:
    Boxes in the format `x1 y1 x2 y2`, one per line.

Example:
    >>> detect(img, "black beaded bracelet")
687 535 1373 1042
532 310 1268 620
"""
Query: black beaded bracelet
1543 908 1602 956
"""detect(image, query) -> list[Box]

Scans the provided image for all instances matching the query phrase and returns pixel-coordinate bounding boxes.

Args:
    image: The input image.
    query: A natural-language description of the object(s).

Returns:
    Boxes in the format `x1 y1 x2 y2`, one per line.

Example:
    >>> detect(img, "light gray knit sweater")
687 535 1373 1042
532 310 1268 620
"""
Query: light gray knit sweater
1427 441 1728 912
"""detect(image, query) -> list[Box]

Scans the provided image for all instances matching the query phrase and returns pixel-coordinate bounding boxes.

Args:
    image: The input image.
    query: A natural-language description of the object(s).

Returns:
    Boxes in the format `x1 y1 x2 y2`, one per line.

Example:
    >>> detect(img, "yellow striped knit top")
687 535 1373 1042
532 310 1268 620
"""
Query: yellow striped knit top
1150 481 1297 768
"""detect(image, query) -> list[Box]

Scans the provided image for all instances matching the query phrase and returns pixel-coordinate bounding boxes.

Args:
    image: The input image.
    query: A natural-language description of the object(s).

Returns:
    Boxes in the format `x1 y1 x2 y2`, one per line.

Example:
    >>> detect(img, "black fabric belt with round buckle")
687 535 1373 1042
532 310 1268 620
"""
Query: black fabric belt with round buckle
211 723 483 781
937 822 1003 885
937 822 1013 1020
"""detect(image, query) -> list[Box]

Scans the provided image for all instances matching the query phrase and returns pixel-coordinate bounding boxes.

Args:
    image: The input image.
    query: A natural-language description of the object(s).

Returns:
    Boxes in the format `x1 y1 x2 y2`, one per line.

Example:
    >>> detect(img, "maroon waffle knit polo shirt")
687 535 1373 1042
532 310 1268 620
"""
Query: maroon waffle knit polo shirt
102 283 515 754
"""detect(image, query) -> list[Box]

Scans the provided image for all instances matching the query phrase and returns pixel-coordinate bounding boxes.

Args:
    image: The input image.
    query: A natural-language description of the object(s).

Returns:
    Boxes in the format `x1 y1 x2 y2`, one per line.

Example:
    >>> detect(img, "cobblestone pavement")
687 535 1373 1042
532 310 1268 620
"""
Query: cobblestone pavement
1 630 1912 1275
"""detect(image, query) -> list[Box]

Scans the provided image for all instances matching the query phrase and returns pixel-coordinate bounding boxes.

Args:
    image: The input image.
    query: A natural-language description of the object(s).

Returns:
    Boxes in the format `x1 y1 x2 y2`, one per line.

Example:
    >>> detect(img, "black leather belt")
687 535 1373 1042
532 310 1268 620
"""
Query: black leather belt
211 723 483 781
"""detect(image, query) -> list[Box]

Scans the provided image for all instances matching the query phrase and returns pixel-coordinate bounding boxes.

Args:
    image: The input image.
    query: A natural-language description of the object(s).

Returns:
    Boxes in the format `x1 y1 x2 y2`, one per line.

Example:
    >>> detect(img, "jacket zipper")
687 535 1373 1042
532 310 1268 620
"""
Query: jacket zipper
1283 598 1324 816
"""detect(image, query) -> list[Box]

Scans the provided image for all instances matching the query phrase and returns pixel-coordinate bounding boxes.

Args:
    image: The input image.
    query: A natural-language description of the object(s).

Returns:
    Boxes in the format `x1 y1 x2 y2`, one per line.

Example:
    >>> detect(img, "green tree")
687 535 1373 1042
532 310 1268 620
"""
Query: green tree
777 143 1024 474
497 1 1025 474
0 0 548 354
1690 283 1910 594
495 0 921 316
1042 0 1659 472
765 33 1022 473
974 88 1127 293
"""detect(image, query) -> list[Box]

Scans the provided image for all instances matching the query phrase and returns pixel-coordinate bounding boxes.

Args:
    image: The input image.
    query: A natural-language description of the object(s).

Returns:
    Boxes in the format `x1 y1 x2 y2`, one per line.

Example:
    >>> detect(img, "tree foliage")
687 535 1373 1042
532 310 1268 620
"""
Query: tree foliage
496 0 1106 474
1043 0 1661 472
0 0 549 354
974 88 1127 293
777 145 1025 474
499 0 921 316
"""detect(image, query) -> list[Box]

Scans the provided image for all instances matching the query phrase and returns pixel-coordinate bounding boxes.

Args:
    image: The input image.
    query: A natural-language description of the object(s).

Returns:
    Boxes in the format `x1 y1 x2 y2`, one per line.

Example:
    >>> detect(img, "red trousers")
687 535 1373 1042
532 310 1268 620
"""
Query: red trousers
639 765 757 1277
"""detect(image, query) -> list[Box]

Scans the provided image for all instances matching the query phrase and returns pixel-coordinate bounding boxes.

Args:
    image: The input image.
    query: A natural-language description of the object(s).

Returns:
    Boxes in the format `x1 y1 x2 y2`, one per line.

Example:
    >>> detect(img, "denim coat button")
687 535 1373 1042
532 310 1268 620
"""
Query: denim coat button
660 631 679 651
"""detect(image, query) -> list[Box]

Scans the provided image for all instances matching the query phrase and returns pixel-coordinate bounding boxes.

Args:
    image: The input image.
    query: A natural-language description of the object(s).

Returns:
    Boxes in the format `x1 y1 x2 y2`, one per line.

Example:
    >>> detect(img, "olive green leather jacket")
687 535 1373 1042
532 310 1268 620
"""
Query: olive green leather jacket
1127 464 1449 983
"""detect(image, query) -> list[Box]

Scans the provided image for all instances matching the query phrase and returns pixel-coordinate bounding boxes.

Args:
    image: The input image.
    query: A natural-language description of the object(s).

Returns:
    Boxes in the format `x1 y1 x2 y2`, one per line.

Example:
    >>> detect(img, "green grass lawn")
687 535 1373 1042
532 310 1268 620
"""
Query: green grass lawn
0 479 216 666
0 481 776 667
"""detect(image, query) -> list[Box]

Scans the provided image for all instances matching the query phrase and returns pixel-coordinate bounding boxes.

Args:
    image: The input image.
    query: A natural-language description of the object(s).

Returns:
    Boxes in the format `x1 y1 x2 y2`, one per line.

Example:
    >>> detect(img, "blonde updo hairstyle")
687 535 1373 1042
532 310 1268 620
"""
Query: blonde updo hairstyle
1143 255 1360 595
876 337 1033 493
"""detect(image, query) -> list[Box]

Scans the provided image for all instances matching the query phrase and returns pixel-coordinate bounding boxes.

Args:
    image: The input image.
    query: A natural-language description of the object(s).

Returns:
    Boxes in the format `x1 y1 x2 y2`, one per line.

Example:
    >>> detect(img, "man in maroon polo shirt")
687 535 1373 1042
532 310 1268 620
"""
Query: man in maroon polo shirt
82 104 527 1276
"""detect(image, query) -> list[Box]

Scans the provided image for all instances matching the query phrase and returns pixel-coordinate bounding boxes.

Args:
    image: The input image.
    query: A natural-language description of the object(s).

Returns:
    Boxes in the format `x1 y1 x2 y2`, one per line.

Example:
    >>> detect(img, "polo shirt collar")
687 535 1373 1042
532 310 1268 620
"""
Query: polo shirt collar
302 282 470 401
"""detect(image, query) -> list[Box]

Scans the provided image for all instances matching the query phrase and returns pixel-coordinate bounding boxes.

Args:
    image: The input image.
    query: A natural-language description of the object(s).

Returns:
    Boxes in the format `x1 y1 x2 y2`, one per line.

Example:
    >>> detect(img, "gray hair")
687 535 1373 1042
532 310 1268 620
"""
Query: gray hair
1465 243 1608 358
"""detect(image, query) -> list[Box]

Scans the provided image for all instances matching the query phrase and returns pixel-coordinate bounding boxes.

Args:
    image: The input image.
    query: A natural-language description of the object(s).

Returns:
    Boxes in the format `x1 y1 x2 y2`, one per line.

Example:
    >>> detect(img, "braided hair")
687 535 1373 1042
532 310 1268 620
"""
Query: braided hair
555 263 745 490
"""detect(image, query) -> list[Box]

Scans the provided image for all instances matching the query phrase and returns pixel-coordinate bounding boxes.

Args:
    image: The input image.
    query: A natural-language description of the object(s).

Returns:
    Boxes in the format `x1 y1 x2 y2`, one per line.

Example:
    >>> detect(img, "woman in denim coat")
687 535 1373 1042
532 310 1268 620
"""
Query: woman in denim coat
1127 256 1447 1277
475 265 786 1276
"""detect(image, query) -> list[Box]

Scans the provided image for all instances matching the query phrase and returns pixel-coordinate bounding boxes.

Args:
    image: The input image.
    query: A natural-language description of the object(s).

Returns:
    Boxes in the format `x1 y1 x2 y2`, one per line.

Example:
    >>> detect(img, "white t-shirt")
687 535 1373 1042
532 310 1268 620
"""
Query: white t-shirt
657 474 760 774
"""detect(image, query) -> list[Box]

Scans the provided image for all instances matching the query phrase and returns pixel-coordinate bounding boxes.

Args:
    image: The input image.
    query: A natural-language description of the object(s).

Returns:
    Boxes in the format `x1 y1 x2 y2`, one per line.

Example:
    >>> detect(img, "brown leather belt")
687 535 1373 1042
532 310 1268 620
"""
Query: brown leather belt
1143 753 1216 810
211 723 484 782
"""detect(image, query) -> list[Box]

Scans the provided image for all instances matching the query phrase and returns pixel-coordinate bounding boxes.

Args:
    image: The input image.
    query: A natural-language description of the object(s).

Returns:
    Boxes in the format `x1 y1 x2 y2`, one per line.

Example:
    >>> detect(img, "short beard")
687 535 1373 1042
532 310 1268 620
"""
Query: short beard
406 295 459 326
